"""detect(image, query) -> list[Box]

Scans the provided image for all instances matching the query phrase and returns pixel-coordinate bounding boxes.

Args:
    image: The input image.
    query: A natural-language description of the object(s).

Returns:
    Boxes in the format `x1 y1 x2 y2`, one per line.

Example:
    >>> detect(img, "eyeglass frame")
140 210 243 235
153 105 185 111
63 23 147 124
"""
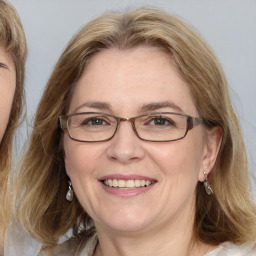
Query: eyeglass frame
58 111 203 143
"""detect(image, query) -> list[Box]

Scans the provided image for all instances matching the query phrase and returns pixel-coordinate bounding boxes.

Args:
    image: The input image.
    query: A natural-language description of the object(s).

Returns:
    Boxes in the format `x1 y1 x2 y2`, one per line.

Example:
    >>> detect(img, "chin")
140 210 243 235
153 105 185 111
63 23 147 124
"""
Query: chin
95 210 155 233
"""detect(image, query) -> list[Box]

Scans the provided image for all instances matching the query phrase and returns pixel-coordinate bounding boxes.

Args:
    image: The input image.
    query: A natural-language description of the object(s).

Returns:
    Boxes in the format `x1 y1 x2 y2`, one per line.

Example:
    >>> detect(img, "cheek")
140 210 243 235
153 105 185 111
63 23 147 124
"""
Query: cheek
63 135 103 177
147 134 204 180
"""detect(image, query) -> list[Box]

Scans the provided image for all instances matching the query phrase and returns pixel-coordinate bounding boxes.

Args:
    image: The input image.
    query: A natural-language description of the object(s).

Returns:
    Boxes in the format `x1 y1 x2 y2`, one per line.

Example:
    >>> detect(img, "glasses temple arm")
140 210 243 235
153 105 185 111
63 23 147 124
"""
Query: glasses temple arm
188 116 203 130
58 116 67 130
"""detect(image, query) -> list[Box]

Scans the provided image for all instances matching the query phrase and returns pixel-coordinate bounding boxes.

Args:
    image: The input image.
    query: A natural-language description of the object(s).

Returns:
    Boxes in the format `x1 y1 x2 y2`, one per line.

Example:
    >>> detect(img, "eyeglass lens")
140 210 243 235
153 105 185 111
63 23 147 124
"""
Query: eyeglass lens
66 113 189 142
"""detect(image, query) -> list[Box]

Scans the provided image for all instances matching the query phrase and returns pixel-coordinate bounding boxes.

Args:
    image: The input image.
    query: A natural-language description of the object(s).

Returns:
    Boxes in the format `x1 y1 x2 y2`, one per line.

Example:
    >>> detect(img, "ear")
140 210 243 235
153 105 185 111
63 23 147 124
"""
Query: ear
198 126 222 182
64 154 71 177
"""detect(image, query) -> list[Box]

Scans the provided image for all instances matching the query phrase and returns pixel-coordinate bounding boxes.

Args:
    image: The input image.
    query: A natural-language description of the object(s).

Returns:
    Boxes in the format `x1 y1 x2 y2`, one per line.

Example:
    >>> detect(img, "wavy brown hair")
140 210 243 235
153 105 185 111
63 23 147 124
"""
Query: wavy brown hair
0 0 27 249
13 7 256 251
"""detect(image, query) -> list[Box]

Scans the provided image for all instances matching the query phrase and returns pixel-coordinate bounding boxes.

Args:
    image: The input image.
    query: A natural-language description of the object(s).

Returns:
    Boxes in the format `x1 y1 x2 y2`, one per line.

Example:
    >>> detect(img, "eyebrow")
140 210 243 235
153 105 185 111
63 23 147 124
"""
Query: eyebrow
74 101 111 113
140 101 184 113
74 101 183 114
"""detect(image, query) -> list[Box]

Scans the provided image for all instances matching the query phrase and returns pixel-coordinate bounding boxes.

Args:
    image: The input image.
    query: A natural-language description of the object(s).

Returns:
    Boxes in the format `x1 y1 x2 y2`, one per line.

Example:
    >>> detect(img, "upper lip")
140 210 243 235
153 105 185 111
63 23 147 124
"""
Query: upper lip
99 174 156 182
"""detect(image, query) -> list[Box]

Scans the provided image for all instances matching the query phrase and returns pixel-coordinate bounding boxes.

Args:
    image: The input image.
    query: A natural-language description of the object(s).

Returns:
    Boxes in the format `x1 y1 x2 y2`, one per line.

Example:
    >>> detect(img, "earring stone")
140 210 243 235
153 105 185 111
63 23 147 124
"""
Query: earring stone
203 172 213 195
66 181 73 201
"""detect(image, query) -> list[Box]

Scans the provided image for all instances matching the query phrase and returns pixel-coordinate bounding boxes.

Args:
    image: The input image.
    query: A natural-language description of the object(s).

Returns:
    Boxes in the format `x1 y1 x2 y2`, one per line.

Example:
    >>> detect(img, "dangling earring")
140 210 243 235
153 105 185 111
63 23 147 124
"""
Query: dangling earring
203 171 213 195
66 180 73 201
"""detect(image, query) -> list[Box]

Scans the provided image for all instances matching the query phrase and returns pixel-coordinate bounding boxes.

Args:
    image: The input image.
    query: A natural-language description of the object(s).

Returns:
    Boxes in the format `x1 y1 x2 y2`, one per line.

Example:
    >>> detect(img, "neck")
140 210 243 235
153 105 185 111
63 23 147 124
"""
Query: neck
93 212 216 256
94 230 213 256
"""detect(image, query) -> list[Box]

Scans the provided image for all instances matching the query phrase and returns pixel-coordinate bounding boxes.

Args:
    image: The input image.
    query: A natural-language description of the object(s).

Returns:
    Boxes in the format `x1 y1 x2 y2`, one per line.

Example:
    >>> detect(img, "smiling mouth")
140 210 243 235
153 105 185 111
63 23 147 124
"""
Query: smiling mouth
103 179 154 189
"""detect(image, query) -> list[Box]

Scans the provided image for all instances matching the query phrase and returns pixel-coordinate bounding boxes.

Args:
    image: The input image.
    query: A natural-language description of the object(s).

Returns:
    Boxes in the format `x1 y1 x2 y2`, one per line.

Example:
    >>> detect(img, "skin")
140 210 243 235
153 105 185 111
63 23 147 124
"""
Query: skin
0 47 16 143
64 46 221 256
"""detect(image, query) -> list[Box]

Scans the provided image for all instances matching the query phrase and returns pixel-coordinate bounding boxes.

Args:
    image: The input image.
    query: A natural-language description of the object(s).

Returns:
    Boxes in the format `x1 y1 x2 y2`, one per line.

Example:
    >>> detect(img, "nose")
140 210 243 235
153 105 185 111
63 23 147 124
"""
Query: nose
106 120 145 164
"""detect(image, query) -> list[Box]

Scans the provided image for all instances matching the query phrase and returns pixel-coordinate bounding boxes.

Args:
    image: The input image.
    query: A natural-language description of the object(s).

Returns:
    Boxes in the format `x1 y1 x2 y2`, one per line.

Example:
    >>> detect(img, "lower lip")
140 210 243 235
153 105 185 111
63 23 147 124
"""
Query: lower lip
100 182 156 197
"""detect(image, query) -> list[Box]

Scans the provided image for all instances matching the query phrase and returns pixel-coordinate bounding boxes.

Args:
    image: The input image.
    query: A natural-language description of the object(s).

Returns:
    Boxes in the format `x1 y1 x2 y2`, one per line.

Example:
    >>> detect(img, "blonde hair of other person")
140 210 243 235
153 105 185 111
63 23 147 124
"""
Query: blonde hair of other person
13 7 256 251
0 0 27 250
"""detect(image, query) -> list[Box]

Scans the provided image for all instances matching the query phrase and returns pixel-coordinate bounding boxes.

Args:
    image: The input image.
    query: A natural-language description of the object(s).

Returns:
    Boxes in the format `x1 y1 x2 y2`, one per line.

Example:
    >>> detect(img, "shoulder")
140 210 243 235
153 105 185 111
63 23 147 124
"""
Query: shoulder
38 234 97 256
79 235 98 256
206 241 256 256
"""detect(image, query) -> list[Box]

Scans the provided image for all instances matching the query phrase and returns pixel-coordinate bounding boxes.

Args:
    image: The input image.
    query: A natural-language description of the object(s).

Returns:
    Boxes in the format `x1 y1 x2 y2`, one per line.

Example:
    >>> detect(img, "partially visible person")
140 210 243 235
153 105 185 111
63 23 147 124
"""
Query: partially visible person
12 7 256 256
0 0 27 253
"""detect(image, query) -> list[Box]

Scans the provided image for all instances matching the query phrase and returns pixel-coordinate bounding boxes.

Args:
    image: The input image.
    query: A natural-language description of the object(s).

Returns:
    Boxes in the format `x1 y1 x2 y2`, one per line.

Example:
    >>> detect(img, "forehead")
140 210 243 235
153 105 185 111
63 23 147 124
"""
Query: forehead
69 46 197 116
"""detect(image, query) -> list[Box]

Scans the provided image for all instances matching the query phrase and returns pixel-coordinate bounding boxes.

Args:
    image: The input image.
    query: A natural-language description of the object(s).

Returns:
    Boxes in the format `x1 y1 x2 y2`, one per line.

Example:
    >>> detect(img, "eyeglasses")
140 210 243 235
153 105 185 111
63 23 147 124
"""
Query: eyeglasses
59 112 203 143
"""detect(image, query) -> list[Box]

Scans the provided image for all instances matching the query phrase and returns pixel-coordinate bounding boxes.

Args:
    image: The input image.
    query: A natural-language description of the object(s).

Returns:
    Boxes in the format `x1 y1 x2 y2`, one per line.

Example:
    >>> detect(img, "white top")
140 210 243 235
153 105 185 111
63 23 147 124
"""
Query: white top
204 241 256 256
81 236 256 256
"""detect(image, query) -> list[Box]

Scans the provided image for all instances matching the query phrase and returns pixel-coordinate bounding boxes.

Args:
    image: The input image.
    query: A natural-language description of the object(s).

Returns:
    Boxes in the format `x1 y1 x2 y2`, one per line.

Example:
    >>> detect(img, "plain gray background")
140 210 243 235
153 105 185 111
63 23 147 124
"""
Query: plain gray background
8 0 256 194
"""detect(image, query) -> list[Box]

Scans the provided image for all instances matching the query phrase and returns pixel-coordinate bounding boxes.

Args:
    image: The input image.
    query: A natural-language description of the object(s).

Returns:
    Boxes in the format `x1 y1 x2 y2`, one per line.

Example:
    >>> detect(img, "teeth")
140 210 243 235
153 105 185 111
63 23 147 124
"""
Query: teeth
135 180 141 187
118 180 126 188
145 180 151 186
113 179 118 187
126 180 134 188
103 179 153 188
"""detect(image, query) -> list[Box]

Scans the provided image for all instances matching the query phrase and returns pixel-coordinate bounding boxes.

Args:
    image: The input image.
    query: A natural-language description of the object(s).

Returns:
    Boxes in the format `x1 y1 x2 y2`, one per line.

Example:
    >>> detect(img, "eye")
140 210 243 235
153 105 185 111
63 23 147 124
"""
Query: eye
0 63 8 69
81 117 109 126
149 117 175 126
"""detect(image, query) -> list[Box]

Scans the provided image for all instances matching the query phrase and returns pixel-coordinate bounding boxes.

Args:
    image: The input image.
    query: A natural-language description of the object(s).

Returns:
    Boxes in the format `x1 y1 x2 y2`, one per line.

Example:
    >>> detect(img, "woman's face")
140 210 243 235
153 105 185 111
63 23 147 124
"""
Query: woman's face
0 47 16 143
64 46 218 235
